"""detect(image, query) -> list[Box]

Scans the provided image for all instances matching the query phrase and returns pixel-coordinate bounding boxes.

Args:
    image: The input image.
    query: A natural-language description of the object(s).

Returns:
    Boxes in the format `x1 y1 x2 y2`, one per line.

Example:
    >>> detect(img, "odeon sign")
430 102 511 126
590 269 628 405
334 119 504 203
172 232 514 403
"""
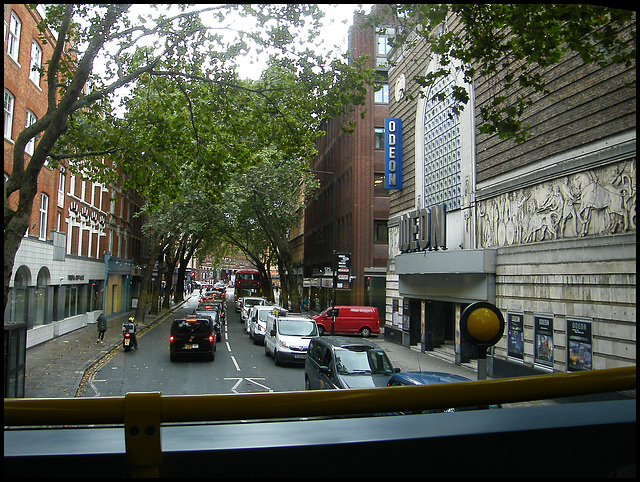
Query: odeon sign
399 204 447 253
385 118 402 189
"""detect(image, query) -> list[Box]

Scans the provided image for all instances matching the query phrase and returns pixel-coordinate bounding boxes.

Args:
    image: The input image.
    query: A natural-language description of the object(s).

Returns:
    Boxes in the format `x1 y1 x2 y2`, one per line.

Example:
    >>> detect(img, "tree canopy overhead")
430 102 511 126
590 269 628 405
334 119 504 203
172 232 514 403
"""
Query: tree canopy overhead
3 4 376 309
368 4 635 143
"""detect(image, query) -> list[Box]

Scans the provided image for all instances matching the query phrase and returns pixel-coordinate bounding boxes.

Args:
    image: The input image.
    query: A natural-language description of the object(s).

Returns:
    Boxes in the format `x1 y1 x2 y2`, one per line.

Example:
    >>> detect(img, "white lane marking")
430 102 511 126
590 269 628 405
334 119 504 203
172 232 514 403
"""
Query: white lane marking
224 377 273 393
225 377 243 392
230 355 241 371
245 378 273 392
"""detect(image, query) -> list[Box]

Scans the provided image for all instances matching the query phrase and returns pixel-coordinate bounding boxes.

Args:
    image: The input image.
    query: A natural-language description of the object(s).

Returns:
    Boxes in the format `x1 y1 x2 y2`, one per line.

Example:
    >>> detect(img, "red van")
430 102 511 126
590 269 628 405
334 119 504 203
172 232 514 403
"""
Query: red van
312 306 380 337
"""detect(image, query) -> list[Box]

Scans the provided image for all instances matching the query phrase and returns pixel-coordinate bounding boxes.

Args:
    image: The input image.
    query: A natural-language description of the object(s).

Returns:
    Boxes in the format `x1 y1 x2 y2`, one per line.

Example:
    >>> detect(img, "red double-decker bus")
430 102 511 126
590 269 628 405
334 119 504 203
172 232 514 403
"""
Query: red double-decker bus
234 269 261 302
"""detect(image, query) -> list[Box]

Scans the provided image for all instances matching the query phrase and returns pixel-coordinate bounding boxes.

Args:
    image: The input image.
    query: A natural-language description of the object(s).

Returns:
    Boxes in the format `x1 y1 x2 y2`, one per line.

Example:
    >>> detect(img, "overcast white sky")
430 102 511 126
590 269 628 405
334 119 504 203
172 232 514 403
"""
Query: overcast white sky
97 4 372 112
212 4 373 80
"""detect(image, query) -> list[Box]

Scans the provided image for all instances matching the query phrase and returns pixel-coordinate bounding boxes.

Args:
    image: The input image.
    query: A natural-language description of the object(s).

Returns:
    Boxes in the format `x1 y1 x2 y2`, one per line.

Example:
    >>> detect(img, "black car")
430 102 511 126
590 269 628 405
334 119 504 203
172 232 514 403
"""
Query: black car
305 336 399 390
170 317 216 362
194 305 223 341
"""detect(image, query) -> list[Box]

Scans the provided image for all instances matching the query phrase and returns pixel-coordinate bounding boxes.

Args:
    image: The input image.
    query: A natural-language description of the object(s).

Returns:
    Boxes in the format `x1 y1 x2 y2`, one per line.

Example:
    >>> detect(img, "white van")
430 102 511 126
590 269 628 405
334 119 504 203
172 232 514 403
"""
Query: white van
264 313 318 365
250 305 288 345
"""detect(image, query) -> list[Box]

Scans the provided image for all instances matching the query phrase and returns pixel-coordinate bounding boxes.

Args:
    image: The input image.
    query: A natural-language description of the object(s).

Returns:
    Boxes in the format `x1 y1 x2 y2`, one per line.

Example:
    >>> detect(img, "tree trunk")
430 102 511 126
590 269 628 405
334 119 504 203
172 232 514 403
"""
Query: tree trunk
3 213 30 310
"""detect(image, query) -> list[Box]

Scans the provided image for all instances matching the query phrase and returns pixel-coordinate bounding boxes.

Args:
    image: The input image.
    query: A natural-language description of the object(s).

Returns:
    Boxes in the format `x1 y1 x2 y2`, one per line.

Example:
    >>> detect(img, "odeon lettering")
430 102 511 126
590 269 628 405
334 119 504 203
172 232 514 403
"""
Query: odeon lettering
399 204 447 252
385 118 403 189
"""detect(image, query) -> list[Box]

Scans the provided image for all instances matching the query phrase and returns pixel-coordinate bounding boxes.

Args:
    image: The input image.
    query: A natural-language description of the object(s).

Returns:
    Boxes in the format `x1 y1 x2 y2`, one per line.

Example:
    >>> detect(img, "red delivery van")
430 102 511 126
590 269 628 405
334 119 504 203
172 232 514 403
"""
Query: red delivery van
312 306 380 337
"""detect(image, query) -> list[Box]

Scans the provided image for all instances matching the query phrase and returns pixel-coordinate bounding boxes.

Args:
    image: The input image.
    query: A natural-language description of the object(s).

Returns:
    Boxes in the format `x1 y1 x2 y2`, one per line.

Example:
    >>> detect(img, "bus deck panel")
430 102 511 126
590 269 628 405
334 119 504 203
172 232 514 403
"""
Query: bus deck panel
4 399 636 477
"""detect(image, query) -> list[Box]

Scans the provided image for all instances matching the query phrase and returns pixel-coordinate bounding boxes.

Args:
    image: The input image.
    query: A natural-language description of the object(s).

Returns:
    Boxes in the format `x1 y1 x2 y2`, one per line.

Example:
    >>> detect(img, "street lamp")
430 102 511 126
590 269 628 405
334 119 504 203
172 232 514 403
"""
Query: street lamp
306 169 337 335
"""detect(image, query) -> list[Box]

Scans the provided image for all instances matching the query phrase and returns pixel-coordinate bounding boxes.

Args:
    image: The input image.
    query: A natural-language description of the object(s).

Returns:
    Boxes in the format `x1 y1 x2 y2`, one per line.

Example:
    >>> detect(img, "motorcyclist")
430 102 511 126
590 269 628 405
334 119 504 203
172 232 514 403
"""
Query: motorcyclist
122 316 138 349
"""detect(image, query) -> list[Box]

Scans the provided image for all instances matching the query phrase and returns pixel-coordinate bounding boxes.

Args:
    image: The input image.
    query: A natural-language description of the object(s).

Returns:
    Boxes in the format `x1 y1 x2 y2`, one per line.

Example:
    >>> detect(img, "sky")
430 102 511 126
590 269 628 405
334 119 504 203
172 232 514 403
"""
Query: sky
233 4 372 80
99 4 372 112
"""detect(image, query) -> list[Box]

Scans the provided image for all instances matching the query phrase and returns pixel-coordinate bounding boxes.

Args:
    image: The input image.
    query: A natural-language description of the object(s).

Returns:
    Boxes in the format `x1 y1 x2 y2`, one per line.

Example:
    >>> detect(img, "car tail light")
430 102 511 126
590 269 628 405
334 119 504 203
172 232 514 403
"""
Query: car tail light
169 335 174 343
208 335 214 343
124 333 130 338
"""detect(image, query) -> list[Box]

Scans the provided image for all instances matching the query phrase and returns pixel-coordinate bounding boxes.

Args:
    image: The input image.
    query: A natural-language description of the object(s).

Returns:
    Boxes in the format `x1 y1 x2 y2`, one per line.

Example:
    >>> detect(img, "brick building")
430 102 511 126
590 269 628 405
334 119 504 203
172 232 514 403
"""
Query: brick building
385 11 635 375
4 4 146 347
302 6 395 314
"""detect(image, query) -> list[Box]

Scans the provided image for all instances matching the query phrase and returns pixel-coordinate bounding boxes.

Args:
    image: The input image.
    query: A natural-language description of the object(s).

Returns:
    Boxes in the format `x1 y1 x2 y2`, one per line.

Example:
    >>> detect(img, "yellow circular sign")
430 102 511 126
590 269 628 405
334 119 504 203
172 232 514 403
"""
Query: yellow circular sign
467 307 502 342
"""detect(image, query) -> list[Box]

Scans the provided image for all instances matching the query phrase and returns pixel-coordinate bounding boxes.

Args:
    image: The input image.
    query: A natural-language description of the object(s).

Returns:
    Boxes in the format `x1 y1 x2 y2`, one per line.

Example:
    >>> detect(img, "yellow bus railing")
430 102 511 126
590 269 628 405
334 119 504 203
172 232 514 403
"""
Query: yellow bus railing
4 366 635 425
4 366 636 478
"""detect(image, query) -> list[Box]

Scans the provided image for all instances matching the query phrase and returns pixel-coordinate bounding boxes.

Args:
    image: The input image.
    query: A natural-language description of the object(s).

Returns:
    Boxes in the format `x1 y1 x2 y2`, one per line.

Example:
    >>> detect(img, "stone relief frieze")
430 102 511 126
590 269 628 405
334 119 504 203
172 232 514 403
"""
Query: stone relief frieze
478 160 636 248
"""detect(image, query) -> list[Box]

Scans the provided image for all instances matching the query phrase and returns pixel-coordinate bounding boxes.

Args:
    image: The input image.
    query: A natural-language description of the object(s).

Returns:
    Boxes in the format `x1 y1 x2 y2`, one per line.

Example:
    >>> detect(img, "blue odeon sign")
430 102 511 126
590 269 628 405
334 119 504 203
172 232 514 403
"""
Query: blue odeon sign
385 118 402 189
399 204 447 253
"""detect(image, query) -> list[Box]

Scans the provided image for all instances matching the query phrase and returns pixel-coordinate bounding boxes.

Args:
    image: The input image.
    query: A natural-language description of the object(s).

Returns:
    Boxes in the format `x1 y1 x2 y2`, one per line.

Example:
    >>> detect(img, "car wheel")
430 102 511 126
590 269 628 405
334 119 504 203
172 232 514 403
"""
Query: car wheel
209 351 215 361
305 377 311 390
273 349 280 366
360 326 372 338
170 354 177 362
265 343 270 357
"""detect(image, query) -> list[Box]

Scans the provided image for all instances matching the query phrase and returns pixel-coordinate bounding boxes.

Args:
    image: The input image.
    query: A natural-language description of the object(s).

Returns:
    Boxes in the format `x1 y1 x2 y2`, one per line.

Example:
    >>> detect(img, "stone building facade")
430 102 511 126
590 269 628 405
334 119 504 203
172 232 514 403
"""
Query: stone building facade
385 13 635 376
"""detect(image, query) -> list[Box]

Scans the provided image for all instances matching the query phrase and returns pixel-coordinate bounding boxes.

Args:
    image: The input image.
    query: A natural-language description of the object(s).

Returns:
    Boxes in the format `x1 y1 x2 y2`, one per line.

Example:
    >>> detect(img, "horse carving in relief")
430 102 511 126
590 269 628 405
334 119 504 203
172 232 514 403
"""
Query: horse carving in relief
575 172 631 236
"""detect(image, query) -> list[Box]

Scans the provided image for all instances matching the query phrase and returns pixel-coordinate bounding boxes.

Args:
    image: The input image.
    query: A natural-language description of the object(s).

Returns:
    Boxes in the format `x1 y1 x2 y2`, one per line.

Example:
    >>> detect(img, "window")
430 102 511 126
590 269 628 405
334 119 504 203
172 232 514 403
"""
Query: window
39 193 49 240
374 173 388 197
65 285 79 318
374 83 389 104
375 28 395 69
29 41 42 85
7 11 22 63
374 127 385 149
4 89 15 140
374 221 388 243
35 268 49 327
58 170 65 208
423 72 461 210
25 110 37 155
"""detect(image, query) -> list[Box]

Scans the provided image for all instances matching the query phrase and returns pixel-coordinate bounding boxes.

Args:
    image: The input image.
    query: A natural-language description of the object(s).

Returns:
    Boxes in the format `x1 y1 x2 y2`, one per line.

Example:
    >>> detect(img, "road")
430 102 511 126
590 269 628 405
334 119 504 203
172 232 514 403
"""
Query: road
79 294 305 397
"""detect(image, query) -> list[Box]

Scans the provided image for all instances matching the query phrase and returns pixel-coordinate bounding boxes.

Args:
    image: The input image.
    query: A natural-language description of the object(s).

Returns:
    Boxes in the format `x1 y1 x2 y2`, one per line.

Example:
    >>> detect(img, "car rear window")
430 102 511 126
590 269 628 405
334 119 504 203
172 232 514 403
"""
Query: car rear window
173 319 209 334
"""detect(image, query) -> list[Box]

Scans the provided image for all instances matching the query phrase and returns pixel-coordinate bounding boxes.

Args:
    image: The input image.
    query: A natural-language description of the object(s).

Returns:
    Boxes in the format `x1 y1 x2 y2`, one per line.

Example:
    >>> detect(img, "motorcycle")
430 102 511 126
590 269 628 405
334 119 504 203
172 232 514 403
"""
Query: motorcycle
122 321 138 351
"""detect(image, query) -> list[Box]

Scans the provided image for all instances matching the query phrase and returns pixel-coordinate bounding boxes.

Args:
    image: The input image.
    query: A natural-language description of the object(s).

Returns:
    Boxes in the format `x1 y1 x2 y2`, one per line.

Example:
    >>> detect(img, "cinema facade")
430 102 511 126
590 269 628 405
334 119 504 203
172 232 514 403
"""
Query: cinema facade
383 23 636 376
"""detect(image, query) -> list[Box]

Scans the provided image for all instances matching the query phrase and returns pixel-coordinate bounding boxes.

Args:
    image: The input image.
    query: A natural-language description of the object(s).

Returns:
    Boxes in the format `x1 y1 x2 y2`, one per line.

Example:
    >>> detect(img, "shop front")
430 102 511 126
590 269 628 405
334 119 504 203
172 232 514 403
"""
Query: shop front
386 247 497 367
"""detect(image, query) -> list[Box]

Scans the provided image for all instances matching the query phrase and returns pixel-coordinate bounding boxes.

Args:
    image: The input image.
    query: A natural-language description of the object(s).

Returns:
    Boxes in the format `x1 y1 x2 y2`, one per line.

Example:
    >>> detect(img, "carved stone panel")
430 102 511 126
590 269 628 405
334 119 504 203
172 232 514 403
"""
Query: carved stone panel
478 160 636 248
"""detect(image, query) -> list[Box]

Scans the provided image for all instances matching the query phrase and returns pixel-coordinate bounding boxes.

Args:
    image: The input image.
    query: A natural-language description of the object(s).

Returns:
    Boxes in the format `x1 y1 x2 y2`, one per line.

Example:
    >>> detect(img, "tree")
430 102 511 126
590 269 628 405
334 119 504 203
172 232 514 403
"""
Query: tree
4 4 374 310
368 4 635 143
223 147 317 310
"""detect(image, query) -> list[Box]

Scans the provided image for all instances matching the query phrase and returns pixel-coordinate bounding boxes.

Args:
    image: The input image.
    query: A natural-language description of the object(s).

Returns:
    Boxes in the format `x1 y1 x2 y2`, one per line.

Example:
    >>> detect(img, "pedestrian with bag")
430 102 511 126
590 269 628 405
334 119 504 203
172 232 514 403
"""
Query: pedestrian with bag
96 312 108 343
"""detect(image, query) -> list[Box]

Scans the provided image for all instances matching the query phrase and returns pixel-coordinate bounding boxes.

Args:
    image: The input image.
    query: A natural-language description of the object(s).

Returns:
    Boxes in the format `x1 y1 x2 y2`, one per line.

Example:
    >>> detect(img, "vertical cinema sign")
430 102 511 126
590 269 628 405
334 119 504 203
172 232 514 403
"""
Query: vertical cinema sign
385 118 402 189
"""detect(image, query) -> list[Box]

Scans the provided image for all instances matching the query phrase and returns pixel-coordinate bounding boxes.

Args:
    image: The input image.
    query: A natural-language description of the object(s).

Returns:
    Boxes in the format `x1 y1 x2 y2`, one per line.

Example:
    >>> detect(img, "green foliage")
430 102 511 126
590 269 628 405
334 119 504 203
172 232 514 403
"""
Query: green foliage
368 4 635 143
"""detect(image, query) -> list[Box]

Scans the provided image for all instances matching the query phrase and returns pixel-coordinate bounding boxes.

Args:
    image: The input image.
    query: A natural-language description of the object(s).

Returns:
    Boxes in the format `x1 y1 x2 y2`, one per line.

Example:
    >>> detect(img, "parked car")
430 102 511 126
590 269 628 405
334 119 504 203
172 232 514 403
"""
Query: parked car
312 306 380 337
241 297 267 323
387 371 502 413
193 304 223 341
169 316 216 362
250 305 288 345
264 314 318 365
305 336 399 390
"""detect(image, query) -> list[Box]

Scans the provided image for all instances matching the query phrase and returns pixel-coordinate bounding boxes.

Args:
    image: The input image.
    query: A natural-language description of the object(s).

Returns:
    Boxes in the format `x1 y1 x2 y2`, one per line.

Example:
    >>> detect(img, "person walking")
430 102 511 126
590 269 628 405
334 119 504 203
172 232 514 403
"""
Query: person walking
96 312 107 343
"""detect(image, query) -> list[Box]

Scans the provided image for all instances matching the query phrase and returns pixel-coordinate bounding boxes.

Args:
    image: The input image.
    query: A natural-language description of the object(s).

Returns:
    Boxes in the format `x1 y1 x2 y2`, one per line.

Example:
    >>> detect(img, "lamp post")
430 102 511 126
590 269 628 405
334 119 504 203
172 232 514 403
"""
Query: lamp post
306 169 336 335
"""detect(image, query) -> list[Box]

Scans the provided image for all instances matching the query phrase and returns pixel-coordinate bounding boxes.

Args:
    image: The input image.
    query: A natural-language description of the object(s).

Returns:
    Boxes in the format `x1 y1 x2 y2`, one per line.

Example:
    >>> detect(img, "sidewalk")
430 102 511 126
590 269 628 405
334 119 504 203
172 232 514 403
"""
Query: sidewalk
24 296 190 398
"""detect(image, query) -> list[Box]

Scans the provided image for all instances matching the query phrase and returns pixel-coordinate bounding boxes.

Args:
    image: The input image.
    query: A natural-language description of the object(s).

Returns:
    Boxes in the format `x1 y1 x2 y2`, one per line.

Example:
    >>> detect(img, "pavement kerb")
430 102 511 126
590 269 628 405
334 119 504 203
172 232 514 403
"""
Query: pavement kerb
75 298 190 397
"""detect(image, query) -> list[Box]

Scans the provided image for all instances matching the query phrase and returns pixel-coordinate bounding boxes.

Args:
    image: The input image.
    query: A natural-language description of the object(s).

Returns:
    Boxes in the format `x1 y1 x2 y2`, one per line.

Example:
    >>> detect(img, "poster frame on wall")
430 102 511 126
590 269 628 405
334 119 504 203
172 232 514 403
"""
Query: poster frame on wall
567 317 593 372
507 311 525 361
534 314 554 370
